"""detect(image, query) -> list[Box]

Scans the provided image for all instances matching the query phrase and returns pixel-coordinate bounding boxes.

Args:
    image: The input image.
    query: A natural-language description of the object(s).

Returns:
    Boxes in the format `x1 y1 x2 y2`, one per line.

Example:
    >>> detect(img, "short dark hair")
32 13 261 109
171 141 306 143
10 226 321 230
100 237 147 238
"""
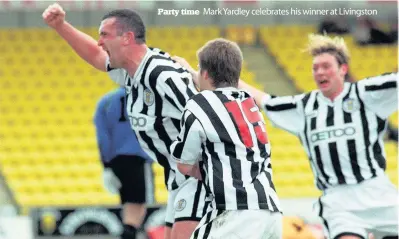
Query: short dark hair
102 9 146 44
197 38 242 88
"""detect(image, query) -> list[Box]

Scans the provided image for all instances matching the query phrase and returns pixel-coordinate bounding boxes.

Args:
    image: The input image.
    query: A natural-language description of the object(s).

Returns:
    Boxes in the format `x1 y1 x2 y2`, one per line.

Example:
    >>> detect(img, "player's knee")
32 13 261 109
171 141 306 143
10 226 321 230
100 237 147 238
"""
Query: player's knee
122 203 146 227
171 221 199 239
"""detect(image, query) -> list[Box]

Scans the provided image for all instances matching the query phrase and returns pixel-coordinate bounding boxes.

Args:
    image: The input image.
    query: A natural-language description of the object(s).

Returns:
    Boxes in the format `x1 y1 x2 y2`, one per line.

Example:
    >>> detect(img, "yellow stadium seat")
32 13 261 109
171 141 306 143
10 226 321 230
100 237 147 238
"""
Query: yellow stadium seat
226 25 257 45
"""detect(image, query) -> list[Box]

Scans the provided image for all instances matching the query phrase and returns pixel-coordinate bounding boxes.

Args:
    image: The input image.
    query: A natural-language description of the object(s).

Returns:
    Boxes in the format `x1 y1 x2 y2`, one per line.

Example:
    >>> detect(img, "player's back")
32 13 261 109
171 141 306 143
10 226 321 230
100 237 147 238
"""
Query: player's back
186 88 280 211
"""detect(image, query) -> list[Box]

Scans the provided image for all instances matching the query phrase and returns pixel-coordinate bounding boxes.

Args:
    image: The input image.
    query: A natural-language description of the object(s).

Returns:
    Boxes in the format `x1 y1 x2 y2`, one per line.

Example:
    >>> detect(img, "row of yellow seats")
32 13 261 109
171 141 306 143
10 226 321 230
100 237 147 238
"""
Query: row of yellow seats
4 164 167 205
0 42 216 60
0 50 207 67
262 31 395 53
260 25 315 36
2 71 109 82
1 122 97 131
1 143 97 155
1 112 98 122
2 156 166 180
16 192 119 207
0 44 204 58
0 26 221 41
1 100 99 109
1 125 95 134
225 25 257 45
0 152 97 165
13 187 166 207
2 161 101 173
10 180 103 193
0 95 109 105
1 143 97 154
1 103 100 113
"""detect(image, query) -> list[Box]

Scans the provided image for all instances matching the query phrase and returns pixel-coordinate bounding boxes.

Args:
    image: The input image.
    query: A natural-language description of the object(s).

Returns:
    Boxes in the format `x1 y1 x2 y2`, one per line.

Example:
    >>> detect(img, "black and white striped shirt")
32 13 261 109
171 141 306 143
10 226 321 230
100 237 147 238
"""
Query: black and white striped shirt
262 72 398 190
106 47 198 190
171 88 282 212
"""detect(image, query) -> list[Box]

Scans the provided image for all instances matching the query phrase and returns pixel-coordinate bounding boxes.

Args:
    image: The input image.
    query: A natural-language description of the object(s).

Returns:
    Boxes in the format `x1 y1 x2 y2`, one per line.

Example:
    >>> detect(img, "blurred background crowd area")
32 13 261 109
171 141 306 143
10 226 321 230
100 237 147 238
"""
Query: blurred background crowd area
0 0 397 238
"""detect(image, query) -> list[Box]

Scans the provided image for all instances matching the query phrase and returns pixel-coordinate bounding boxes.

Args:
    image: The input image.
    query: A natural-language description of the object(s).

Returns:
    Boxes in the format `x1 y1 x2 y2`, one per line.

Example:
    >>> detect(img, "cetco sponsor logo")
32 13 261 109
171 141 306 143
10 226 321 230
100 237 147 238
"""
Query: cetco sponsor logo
311 127 356 142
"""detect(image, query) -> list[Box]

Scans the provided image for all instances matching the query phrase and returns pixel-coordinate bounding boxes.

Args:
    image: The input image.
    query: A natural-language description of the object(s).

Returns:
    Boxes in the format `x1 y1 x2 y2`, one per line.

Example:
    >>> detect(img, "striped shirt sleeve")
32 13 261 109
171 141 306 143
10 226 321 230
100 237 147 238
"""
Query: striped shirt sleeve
261 93 305 135
105 57 126 86
358 72 398 119
170 107 204 165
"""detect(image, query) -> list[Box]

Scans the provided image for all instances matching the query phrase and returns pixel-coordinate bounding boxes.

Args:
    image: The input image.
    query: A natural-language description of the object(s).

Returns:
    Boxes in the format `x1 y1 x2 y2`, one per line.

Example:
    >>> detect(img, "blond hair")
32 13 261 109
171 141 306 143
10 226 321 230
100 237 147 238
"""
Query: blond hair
305 33 350 65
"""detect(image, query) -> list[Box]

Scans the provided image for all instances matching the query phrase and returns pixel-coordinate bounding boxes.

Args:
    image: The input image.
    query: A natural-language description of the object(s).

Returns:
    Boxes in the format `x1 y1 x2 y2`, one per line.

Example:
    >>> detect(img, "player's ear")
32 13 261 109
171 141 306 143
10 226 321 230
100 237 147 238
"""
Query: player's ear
123 31 135 45
340 63 348 77
203 70 209 81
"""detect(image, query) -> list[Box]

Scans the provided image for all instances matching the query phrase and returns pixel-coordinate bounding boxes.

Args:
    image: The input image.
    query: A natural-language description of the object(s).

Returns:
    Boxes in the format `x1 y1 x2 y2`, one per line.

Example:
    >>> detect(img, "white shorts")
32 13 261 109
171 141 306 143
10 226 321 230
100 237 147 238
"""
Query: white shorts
190 209 282 239
165 177 208 227
314 175 398 239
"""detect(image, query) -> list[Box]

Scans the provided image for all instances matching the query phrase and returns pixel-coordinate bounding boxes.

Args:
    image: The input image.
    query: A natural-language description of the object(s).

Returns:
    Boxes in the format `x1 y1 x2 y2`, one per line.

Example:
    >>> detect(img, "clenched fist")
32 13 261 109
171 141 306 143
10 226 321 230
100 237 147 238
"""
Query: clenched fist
42 3 65 29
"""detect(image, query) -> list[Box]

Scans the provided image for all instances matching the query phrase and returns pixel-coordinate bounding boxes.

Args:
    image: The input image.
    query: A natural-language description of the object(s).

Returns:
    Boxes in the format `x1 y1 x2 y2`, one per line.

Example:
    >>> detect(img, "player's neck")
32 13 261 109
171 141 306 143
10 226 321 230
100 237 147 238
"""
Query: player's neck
323 84 344 101
124 44 148 77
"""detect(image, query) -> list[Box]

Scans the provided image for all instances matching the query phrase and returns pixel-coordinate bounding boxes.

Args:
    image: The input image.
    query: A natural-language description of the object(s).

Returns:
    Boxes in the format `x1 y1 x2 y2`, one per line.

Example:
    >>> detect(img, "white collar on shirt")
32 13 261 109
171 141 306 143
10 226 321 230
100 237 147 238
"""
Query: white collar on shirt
317 82 352 105
130 47 152 84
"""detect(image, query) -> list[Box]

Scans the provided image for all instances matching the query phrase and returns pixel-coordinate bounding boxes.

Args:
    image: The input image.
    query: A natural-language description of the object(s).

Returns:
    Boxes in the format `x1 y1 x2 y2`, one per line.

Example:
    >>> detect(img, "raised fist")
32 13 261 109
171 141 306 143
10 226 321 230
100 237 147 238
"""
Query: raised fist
42 3 66 29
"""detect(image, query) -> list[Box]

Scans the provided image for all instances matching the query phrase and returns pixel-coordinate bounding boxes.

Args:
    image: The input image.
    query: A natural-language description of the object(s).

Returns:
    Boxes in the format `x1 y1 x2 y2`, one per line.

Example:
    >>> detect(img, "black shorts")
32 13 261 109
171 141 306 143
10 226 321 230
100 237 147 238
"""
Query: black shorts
106 155 152 204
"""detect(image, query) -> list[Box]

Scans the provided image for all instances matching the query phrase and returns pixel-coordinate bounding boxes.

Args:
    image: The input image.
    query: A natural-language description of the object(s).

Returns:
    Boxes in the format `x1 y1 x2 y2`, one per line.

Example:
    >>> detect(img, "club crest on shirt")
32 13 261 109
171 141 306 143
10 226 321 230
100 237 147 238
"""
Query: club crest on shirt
144 88 154 106
175 199 186 212
342 98 359 113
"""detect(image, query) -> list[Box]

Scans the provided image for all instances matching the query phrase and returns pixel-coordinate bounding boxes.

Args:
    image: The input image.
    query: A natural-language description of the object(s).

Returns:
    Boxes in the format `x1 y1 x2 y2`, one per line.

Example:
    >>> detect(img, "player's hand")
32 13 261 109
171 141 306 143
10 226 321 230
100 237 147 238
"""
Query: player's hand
172 55 200 89
172 56 195 73
192 163 202 181
102 168 121 195
42 3 66 29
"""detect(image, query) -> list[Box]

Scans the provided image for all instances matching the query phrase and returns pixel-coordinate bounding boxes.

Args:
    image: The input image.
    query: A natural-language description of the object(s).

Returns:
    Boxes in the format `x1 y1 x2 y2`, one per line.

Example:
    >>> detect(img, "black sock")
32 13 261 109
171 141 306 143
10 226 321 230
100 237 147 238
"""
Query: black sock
121 224 137 239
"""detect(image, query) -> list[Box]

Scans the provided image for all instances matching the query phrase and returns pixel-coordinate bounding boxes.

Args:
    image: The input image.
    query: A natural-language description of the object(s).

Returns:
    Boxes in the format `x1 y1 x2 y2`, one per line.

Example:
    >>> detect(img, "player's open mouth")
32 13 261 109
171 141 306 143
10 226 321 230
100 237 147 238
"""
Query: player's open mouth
319 79 329 86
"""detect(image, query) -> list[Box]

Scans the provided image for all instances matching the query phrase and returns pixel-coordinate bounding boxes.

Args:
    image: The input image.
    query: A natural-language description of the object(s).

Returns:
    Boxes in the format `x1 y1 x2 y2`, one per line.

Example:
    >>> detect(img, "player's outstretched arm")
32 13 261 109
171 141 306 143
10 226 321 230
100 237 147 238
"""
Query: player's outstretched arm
240 80 307 136
358 72 398 119
238 80 268 108
42 3 107 72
